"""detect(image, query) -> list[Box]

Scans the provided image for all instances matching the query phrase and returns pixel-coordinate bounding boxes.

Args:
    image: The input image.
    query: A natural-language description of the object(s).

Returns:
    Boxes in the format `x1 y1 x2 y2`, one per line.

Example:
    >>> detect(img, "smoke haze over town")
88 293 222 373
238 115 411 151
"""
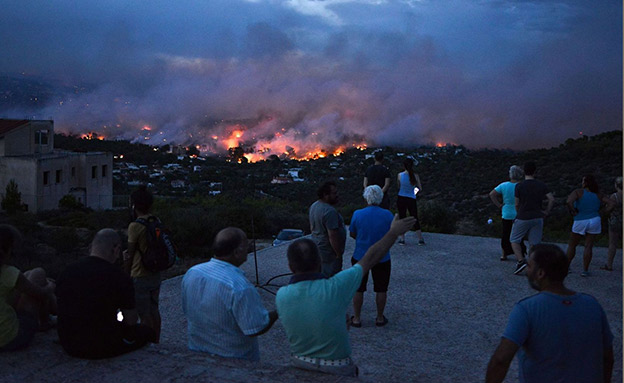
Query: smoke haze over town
1 0 621 158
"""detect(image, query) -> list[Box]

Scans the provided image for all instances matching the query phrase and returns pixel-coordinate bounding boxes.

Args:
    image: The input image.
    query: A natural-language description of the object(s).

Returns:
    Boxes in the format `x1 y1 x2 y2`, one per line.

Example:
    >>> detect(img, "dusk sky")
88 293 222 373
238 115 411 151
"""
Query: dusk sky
1 0 621 155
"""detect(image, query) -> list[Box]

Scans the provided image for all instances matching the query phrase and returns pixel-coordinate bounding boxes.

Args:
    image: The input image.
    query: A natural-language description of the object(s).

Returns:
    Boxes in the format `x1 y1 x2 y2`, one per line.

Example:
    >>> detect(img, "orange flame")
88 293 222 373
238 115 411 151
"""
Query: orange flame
81 132 105 140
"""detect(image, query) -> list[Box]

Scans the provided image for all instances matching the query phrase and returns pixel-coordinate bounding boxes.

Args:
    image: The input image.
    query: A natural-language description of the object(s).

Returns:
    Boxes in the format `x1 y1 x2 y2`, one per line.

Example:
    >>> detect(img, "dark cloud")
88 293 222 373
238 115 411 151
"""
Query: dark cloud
0 0 620 154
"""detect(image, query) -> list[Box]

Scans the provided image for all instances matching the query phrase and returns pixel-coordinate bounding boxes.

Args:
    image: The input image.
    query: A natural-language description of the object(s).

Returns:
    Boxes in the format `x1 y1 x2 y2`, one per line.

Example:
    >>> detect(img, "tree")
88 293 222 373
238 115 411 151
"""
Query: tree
2 179 22 214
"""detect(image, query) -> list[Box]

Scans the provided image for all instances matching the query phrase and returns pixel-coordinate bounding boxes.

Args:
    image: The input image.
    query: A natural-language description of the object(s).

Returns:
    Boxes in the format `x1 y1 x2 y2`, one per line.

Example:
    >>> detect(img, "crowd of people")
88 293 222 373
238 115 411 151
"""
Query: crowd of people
0 156 620 382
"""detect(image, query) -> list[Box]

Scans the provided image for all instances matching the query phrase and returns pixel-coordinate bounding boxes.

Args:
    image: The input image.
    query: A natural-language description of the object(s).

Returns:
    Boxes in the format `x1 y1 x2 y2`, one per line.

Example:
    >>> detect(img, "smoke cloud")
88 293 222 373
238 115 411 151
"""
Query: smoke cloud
0 0 620 156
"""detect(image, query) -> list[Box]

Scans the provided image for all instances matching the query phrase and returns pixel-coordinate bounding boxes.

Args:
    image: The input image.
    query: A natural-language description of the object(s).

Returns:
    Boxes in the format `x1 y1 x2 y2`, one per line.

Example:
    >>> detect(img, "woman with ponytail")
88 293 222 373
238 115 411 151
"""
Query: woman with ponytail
566 174 614 276
396 158 425 245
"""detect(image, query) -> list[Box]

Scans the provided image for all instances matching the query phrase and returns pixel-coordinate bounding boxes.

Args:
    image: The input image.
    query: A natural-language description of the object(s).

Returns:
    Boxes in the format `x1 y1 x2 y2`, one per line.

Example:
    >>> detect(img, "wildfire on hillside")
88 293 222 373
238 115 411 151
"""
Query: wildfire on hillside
78 119 368 162
81 132 105 140
213 124 368 163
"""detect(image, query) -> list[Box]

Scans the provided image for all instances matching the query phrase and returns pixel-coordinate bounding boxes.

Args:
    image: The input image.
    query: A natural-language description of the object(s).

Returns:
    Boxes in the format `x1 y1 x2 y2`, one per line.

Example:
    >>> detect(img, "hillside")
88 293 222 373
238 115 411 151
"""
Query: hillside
1 130 620 279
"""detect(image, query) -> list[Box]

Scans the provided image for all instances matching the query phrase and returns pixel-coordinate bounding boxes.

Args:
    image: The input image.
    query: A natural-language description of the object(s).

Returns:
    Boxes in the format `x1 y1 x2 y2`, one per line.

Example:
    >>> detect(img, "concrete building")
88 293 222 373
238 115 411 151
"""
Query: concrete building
0 119 113 212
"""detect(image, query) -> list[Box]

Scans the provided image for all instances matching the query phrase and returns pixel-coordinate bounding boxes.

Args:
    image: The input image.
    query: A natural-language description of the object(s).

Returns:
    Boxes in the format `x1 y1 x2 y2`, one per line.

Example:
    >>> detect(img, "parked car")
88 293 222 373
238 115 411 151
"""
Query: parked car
272 229 305 246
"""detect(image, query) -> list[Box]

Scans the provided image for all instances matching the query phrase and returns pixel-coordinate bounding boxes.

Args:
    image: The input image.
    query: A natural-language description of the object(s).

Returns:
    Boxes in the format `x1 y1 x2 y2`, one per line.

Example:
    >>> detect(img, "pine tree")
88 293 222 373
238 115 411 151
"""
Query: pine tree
1 179 22 214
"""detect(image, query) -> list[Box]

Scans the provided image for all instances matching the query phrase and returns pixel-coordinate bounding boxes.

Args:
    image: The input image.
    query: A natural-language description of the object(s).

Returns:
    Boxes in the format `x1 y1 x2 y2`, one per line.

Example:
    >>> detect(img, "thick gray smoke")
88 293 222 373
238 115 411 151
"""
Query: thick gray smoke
0 0 620 155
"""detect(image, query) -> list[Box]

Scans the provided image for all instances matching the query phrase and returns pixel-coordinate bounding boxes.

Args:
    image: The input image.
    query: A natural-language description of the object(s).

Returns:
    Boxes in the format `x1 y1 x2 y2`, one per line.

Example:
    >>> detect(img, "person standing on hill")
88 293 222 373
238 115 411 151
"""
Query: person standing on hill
396 158 425 245
123 185 162 342
603 176 622 271
309 181 346 277
364 152 391 209
489 165 526 261
509 162 554 275
566 175 614 277
349 185 394 328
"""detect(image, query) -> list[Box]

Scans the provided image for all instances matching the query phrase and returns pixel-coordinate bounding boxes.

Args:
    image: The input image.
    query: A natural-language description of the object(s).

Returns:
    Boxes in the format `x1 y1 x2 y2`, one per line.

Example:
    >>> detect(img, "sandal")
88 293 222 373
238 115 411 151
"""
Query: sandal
600 265 613 271
375 315 389 327
349 316 362 328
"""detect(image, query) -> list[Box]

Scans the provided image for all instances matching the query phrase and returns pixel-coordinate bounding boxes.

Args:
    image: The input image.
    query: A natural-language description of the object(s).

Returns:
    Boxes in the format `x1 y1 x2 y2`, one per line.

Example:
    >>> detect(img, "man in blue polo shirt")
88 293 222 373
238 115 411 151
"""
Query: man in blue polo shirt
276 215 416 376
182 227 278 361
486 244 613 383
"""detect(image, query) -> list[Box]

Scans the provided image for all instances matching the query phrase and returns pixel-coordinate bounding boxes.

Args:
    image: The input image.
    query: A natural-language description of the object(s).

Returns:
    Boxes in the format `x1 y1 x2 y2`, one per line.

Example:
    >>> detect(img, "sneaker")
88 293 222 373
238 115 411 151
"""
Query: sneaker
580 271 590 277
514 260 527 275
418 240 426 246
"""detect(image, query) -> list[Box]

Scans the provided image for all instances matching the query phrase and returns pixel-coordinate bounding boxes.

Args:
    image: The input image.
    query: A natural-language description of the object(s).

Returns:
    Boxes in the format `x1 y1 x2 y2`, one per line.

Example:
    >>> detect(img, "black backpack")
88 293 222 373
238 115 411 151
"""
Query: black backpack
135 216 177 272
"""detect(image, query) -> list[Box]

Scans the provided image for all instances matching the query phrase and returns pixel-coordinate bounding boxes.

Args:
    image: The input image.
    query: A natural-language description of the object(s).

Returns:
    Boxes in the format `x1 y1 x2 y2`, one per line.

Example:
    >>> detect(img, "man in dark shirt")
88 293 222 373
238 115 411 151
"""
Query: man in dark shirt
509 162 554 275
364 152 391 209
56 229 155 359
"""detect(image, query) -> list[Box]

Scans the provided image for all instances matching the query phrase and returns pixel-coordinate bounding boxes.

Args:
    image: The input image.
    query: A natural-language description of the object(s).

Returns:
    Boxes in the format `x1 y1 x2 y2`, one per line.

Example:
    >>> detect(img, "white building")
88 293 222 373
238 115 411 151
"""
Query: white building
0 119 113 212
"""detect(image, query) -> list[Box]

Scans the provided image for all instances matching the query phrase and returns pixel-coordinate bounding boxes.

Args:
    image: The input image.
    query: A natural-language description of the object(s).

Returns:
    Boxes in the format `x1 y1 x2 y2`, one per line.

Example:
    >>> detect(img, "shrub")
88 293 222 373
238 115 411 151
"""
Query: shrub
419 200 457 234
1 179 22 214
59 194 84 210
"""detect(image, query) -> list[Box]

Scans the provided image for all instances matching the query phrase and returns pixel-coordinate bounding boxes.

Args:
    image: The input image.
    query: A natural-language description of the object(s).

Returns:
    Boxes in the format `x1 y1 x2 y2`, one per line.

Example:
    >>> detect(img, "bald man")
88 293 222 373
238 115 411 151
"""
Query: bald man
182 227 278 361
56 229 156 359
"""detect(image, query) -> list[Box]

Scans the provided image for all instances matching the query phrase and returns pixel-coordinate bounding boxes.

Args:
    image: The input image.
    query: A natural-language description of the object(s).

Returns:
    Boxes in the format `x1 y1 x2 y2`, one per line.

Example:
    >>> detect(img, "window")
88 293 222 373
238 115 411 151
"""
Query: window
35 130 49 145
91 166 97 179
55 170 62 184
102 165 108 177
43 171 49 185
71 167 76 177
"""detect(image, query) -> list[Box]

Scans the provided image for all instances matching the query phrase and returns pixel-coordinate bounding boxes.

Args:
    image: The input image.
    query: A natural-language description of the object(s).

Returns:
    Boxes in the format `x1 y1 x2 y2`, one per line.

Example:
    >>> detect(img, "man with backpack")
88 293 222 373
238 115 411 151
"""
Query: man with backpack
124 185 172 343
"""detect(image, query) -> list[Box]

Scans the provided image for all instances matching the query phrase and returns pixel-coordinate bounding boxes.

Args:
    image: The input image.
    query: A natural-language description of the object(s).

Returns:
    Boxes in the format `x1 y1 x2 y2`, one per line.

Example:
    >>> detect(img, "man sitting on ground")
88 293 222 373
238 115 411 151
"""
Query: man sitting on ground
276 215 416 376
182 227 278 361
486 244 613 383
56 229 156 359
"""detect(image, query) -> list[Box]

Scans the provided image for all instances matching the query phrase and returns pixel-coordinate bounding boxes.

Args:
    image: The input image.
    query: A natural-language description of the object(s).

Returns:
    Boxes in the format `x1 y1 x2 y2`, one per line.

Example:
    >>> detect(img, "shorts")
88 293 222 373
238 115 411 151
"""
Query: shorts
351 258 391 293
0 312 38 351
510 218 543 246
321 257 342 278
572 216 601 235
133 272 161 317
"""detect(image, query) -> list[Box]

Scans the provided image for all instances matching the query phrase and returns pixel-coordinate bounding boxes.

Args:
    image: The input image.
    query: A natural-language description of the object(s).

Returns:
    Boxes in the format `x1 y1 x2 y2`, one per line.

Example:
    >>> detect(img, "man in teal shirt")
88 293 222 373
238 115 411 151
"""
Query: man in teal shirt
276 215 415 376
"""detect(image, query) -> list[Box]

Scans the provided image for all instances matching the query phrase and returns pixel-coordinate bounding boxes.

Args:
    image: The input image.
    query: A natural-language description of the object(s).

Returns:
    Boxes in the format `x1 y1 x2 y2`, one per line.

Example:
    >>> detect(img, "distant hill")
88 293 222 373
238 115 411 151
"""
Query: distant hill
53 129 622 244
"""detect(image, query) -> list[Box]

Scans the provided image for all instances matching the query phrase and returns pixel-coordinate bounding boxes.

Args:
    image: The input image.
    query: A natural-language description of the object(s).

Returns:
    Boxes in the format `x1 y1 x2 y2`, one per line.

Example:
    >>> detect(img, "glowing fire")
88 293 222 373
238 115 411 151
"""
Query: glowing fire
81 132 105 140
78 122 369 163
211 124 370 163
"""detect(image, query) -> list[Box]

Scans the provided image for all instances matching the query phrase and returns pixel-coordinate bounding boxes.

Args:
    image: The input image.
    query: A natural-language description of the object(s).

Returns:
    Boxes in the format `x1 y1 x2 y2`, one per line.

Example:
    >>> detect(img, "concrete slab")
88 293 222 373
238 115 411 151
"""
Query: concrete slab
2 232 621 382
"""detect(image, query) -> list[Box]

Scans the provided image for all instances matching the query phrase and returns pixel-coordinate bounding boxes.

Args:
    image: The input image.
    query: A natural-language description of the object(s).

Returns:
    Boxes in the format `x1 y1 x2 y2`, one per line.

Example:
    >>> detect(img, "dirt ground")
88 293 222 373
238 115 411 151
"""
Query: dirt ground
2 232 621 383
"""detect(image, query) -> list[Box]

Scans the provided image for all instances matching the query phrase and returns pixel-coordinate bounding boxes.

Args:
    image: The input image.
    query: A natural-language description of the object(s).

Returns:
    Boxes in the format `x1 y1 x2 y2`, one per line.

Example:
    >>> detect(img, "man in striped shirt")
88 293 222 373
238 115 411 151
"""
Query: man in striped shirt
182 227 278 361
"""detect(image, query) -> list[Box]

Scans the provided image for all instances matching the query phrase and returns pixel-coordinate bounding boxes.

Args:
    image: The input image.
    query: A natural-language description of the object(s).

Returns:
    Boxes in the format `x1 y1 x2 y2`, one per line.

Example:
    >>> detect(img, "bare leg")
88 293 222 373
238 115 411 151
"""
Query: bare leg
415 230 424 242
607 230 619 269
566 233 582 266
582 234 596 272
375 292 387 323
511 242 524 262
139 288 161 343
352 292 363 325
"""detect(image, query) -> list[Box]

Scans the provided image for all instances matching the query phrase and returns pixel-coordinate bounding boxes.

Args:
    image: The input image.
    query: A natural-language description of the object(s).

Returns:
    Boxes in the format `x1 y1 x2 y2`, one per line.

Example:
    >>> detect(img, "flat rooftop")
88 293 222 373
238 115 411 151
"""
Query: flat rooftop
3 232 622 382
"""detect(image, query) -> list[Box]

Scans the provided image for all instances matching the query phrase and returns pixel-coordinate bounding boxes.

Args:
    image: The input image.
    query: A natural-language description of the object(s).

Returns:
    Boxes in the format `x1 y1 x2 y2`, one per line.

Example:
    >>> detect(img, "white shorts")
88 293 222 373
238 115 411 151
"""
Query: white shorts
572 216 601 235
